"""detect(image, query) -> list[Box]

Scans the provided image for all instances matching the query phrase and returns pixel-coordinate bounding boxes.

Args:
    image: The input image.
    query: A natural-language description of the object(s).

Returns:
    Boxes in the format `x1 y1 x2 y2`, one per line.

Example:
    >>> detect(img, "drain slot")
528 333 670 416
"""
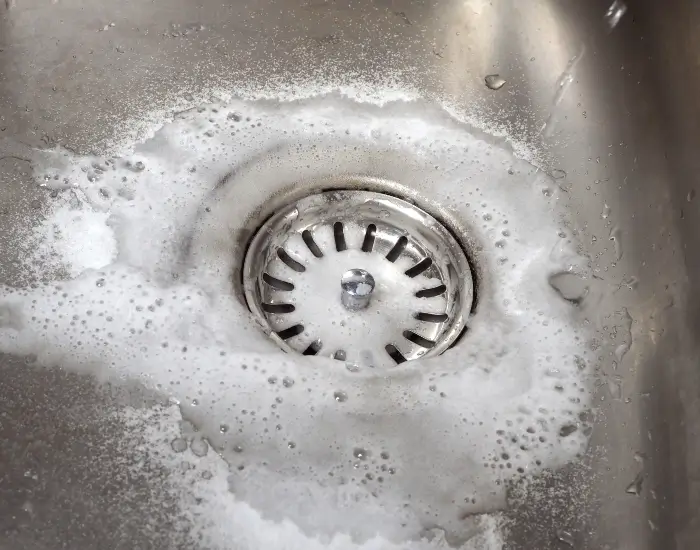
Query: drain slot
333 222 347 252
262 303 296 314
277 249 306 272
262 273 294 291
361 224 376 253
403 330 436 349
415 312 449 323
302 340 323 356
415 284 446 298
277 324 305 340
385 344 407 364
302 230 324 258
405 258 433 278
386 236 408 262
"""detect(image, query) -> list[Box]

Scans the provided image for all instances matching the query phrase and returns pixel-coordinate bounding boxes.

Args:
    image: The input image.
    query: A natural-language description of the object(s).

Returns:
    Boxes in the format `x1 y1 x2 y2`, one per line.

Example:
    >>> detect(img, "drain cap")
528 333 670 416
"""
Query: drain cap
243 190 474 368
340 268 376 311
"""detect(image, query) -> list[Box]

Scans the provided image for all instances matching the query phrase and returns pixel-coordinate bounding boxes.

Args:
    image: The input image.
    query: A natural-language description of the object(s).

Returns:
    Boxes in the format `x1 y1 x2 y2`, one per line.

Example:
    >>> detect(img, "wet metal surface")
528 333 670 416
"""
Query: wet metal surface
1 0 700 548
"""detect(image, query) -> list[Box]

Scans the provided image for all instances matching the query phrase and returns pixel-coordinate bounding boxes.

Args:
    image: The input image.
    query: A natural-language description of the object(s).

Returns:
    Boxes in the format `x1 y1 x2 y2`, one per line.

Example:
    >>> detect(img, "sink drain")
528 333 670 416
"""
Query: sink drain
242 190 474 368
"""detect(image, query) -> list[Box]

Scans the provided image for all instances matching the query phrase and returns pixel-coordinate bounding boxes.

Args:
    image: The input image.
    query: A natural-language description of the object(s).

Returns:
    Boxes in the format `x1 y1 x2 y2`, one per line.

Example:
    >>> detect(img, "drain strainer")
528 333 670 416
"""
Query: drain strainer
243 190 474 368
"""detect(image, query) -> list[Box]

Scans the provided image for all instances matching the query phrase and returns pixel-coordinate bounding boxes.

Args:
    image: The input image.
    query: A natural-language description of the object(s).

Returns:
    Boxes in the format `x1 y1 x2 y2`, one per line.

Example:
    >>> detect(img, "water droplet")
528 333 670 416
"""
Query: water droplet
549 272 589 305
551 169 566 180
333 390 348 402
601 203 611 219
171 437 188 453
95 278 105 287
287 441 296 449
625 471 644 495
282 376 295 388
190 438 209 457
556 530 575 547
604 0 627 30
183 22 205 35
613 308 633 364
126 160 145 172
688 189 696 202
484 74 506 90
353 448 369 460
633 451 647 463
604 374 623 400
620 275 639 290
559 424 578 437
609 226 623 260
219 423 229 433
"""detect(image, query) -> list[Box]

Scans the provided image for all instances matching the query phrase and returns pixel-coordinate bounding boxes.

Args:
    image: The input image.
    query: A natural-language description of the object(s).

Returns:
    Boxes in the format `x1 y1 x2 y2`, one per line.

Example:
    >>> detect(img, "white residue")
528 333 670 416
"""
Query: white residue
0 92 594 548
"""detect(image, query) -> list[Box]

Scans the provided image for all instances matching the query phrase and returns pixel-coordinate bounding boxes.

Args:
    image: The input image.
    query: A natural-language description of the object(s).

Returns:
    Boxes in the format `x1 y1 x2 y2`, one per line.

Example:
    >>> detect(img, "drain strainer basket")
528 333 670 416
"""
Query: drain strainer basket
243 190 474 368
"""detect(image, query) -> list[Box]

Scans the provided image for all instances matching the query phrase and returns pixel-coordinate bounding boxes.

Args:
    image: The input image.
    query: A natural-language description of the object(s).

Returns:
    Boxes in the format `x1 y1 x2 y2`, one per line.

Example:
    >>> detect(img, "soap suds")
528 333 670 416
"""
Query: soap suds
0 90 594 548
120 404 507 550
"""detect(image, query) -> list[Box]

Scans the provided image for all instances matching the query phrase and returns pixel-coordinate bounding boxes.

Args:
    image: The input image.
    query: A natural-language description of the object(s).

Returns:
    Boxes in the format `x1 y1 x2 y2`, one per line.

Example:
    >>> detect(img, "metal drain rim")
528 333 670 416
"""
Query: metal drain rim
242 189 475 366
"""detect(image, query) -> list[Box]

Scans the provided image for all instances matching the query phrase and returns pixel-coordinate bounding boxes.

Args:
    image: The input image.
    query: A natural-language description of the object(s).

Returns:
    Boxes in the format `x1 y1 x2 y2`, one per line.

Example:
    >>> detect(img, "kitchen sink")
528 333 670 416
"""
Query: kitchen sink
1 0 699 549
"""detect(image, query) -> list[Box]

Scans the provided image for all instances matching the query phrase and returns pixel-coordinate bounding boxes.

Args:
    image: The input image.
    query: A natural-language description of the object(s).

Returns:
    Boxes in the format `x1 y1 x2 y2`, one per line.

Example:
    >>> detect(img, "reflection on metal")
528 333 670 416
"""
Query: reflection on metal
340 268 375 311
243 189 474 367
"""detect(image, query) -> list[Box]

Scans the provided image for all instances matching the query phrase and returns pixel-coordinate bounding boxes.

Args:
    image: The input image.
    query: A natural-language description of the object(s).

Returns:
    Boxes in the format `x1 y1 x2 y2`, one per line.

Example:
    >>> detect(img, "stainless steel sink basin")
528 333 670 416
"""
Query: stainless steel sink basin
1 0 699 549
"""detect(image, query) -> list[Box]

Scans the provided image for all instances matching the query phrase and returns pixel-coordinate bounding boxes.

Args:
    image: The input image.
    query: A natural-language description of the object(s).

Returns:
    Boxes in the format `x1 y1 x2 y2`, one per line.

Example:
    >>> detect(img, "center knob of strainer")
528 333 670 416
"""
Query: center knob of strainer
340 269 375 311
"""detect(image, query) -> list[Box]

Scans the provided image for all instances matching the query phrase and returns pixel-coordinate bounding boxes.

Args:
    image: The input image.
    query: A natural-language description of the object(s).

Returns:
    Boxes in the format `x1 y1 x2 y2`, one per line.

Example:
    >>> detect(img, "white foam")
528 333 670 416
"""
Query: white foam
0 92 593 547
120 404 506 550
29 205 116 278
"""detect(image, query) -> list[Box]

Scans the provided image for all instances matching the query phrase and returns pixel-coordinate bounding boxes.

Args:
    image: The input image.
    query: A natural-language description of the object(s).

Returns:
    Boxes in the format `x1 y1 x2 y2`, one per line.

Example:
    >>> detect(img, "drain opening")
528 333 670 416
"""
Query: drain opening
243 189 475 368
302 230 324 258
416 284 447 298
385 236 408 262
261 303 295 314
277 324 305 340
361 224 376 253
405 257 433 278
303 340 323 356
385 344 407 364
262 273 295 291
403 330 436 349
277 249 306 272
334 222 347 252
415 312 449 323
